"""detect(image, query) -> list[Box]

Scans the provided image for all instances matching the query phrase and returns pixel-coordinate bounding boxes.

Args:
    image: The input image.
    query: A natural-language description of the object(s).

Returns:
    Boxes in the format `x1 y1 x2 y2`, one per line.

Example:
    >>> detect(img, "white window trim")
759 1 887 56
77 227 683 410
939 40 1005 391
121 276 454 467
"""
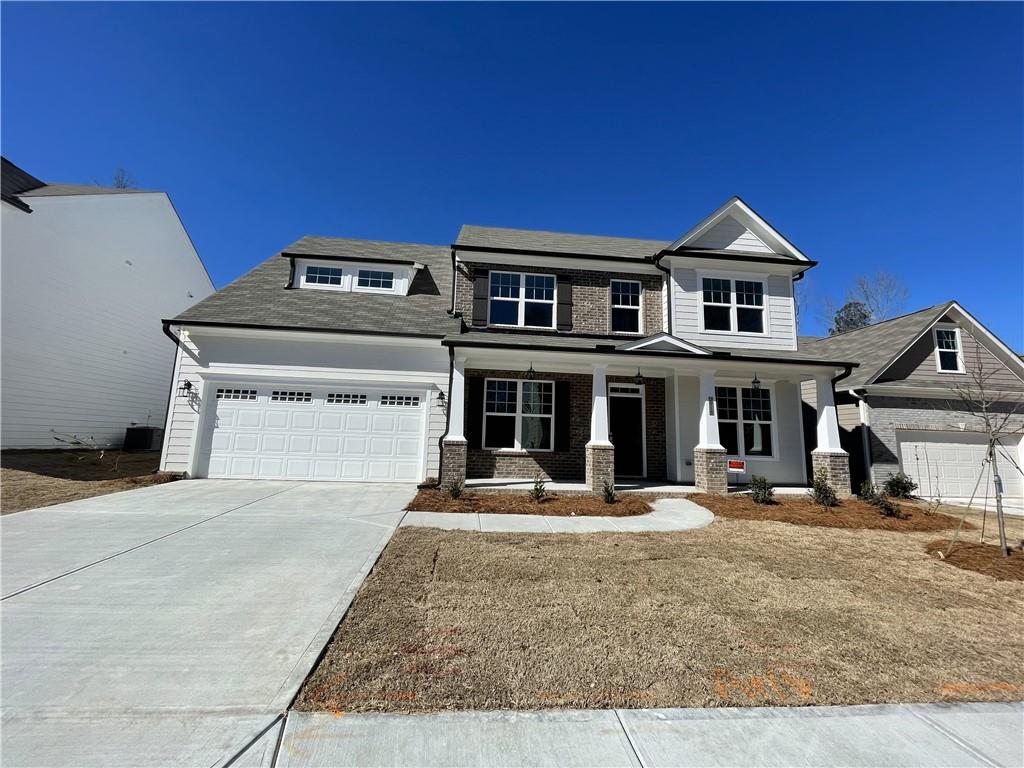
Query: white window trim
355 268 397 294
610 279 644 336
933 325 966 374
482 377 556 452
487 271 557 330
697 270 769 337
301 265 347 290
714 382 778 461
607 383 647 477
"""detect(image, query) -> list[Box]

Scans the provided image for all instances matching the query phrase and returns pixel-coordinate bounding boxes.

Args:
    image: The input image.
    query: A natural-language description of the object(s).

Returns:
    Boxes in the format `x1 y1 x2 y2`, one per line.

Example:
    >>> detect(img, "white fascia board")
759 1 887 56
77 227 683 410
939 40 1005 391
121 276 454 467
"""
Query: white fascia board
659 252 805 277
669 197 809 262
618 334 711 355
851 383 1024 401
455 250 661 275
179 324 444 348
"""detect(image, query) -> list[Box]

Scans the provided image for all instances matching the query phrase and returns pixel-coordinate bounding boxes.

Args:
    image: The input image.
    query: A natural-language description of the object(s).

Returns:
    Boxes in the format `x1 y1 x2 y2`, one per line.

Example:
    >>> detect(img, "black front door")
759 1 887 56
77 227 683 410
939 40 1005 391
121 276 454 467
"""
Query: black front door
609 396 644 477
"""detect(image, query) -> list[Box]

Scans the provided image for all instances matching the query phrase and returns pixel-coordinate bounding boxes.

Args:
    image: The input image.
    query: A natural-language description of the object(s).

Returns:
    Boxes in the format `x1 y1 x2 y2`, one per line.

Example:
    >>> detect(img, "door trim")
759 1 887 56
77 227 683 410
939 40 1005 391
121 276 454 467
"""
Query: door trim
608 383 647 479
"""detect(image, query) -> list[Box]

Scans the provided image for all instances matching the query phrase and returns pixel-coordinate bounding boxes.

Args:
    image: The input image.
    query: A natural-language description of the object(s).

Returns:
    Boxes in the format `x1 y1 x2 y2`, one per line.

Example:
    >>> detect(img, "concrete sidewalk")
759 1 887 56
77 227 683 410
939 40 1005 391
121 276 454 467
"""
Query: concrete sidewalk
401 497 715 533
243 702 1023 768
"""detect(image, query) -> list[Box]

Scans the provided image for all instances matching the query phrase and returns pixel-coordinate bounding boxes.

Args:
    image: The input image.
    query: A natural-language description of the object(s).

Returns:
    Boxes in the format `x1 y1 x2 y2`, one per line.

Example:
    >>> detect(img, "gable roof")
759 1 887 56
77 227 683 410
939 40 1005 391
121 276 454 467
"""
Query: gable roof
456 224 669 261
797 301 1024 389
171 236 459 338
668 196 809 261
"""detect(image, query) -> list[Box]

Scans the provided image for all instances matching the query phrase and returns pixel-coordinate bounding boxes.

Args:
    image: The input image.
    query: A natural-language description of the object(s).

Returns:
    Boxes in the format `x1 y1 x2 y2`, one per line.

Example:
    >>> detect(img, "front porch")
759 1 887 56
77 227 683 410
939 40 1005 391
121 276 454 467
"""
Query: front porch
439 339 853 496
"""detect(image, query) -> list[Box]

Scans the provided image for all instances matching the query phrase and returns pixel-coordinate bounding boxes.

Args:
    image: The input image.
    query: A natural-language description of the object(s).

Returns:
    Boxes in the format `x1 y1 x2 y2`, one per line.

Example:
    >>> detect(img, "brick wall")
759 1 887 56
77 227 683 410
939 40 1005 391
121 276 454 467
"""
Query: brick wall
464 368 667 481
864 394 1024 483
455 261 664 336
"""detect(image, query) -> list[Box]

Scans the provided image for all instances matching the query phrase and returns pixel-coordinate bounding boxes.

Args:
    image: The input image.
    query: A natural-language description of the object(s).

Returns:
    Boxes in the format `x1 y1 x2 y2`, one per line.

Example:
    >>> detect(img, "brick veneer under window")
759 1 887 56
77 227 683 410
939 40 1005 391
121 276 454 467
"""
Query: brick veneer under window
464 369 666 481
454 261 664 336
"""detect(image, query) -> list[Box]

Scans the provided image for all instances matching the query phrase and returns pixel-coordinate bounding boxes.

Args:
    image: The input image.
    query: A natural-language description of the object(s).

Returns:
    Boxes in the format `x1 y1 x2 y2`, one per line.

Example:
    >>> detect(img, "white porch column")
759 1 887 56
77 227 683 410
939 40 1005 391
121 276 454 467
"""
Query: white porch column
813 373 845 454
696 369 723 449
446 356 466 441
588 364 611 445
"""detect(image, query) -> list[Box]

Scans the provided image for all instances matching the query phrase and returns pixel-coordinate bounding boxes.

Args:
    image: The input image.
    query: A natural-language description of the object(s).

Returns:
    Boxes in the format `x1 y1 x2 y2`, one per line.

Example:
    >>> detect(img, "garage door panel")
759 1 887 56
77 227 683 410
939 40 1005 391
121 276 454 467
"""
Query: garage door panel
897 430 1023 500
204 385 426 482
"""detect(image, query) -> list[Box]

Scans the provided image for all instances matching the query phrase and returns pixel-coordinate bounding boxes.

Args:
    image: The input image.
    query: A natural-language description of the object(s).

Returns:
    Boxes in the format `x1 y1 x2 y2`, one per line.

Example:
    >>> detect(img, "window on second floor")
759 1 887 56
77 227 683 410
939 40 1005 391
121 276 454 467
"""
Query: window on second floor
611 280 642 334
356 269 395 291
305 265 344 286
488 271 556 328
299 261 405 294
701 277 765 334
934 326 964 373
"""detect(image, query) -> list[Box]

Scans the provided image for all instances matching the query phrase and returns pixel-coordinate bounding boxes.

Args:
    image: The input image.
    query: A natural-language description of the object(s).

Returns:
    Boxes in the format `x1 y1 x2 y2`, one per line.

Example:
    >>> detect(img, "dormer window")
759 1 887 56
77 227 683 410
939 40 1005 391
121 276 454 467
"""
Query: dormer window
488 271 556 328
700 275 765 334
934 326 965 373
356 269 395 291
305 266 343 286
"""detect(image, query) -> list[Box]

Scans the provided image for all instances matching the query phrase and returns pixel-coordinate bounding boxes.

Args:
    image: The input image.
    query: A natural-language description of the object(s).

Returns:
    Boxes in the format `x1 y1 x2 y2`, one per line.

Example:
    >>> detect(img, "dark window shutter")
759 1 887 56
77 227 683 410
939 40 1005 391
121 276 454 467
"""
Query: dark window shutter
472 270 489 326
554 380 571 452
465 377 484 449
556 278 573 331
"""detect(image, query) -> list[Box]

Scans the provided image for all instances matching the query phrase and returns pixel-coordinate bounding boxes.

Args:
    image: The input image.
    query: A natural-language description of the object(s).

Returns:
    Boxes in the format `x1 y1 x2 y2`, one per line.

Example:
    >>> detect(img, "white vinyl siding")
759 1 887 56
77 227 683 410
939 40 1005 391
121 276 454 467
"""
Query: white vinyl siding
1 193 213 449
688 216 774 253
671 267 797 351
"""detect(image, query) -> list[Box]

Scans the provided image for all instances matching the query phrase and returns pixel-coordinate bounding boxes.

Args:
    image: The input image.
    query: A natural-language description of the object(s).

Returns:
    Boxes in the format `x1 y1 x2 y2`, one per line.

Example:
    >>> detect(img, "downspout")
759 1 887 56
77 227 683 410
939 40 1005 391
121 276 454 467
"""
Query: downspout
284 256 296 289
652 253 673 332
162 319 183 351
436 346 456 484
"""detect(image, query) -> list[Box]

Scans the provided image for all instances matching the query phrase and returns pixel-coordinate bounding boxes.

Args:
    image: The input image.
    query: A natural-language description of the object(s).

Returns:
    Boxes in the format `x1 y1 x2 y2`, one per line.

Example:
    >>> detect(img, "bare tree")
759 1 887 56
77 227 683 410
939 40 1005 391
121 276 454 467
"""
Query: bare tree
112 168 137 189
941 344 1024 556
850 271 908 322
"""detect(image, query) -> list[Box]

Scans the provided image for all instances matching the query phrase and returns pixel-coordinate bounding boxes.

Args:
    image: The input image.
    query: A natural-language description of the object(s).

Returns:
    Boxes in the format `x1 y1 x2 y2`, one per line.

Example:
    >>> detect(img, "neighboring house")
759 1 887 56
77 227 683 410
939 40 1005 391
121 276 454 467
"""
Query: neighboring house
160 197 857 496
1 157 214 449
801 303 1024 503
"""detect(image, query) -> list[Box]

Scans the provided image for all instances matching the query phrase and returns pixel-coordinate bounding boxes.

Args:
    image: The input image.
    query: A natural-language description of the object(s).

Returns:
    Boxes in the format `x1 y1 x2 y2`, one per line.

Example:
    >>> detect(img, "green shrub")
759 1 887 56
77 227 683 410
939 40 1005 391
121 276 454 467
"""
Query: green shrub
859 481 879 501
808 467 838 508
749 475 775 505
602 480 617 504
872 494 903 518
530 475 547 502
883 472 918 499
447 479 464 499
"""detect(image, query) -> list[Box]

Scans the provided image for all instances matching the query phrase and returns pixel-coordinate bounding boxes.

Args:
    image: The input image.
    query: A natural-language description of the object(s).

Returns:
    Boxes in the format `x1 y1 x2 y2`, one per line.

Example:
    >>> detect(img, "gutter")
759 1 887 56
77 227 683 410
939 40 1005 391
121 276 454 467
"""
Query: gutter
279 251 423 268
453 243 657 265
160 319 448 340
656 248 818 270
162 320 183 352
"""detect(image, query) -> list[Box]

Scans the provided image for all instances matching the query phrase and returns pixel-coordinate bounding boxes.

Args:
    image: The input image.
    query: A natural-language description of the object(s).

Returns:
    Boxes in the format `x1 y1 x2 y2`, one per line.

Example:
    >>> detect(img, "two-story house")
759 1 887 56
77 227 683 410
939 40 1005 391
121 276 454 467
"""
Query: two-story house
160 198 858 495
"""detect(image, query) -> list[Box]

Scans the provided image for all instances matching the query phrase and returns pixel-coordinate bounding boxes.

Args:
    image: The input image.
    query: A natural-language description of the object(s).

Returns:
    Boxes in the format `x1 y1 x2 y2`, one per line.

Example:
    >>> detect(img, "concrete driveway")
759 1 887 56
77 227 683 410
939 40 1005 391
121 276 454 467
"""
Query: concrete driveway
1 480 412 767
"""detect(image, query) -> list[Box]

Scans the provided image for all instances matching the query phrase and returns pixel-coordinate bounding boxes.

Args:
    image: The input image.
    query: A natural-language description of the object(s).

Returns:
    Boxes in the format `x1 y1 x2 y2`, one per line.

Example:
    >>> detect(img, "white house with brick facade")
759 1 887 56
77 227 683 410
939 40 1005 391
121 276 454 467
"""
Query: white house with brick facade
159 198 863 496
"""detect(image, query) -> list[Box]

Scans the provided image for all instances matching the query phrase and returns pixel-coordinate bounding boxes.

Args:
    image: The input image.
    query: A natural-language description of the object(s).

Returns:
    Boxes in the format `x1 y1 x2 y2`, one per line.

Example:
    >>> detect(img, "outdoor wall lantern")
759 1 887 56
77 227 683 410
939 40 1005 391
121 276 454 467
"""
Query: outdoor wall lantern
177 380 193 398
525 363 537 380
634 368 643 385
750 372 761 391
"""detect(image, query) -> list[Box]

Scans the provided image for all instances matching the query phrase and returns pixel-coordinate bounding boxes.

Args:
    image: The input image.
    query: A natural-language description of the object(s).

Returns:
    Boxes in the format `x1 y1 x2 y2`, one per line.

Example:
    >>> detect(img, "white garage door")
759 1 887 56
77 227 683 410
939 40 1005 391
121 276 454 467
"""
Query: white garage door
897 430 1023 500
202 384 427 481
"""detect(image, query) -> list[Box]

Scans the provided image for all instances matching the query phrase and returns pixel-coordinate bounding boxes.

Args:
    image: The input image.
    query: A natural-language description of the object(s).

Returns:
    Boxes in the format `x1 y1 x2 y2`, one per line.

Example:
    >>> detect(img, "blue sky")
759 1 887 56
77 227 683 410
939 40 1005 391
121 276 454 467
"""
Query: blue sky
3 2 1022 346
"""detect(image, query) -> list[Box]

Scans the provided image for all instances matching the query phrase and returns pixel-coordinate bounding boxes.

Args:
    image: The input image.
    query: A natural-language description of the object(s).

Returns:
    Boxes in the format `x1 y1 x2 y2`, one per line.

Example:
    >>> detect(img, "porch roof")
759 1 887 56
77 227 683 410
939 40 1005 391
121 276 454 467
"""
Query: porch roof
442 331 858 370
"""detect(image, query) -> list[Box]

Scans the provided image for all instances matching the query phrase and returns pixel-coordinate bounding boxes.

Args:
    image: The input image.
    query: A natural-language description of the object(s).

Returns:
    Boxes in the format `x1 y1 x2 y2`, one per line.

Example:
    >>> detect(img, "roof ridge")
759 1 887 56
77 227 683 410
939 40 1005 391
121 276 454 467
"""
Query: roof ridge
292 234 447 250
459 223 670 244
820 301 952 340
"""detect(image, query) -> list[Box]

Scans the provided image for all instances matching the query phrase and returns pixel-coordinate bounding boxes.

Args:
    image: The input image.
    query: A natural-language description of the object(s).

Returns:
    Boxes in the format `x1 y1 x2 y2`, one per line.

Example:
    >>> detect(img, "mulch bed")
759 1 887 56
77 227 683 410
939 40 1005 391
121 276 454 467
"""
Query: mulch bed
406 489 651 517
927 539 1024 581
690 493 970 532
1 450 180 514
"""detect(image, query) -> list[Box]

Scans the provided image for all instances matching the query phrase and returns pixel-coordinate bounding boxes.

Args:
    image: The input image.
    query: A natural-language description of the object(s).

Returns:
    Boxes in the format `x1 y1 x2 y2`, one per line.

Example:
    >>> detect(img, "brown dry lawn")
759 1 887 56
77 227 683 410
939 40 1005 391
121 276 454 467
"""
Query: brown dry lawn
296 514 1024 714
407 489 651 517
1 451 179 514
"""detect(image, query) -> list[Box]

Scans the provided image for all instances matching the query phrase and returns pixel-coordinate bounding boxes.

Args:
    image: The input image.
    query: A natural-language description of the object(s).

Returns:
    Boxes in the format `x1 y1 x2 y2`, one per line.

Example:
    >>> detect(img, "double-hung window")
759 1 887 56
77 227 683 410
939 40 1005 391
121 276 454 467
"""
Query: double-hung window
611 280 642 333
701 277 765 334
488 272 556 328
715 386 774 458
934 327 964 373
483 379 554 450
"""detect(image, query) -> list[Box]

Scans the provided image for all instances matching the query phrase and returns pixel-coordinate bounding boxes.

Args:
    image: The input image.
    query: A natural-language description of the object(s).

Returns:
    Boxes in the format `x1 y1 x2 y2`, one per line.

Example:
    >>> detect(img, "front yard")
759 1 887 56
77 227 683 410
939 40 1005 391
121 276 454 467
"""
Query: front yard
1 450 180 514
295 503 1024 713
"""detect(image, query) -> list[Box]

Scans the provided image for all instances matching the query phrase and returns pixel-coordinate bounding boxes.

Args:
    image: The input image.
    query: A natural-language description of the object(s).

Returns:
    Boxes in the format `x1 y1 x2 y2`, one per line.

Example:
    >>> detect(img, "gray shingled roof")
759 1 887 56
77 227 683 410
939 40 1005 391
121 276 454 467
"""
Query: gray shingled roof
456 224 670 260
20 183 151 197
173 237 459 337
800 302 953 388
282 235 428 265
445 330 855 366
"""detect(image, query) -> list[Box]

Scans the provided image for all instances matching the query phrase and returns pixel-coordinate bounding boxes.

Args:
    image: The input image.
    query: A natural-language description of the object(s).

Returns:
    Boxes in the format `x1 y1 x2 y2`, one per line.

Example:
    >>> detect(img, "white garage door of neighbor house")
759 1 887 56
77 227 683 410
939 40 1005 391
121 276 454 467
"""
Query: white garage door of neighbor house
202 385 427 481
897 430 1023 501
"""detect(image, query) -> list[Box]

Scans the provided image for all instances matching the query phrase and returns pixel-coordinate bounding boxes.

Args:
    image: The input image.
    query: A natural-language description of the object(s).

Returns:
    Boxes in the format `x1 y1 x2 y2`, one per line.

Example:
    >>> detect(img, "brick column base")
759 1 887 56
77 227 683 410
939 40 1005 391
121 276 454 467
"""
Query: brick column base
440 439 468 488
585 442 615 495
694 447 728 495
812 450 852 499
